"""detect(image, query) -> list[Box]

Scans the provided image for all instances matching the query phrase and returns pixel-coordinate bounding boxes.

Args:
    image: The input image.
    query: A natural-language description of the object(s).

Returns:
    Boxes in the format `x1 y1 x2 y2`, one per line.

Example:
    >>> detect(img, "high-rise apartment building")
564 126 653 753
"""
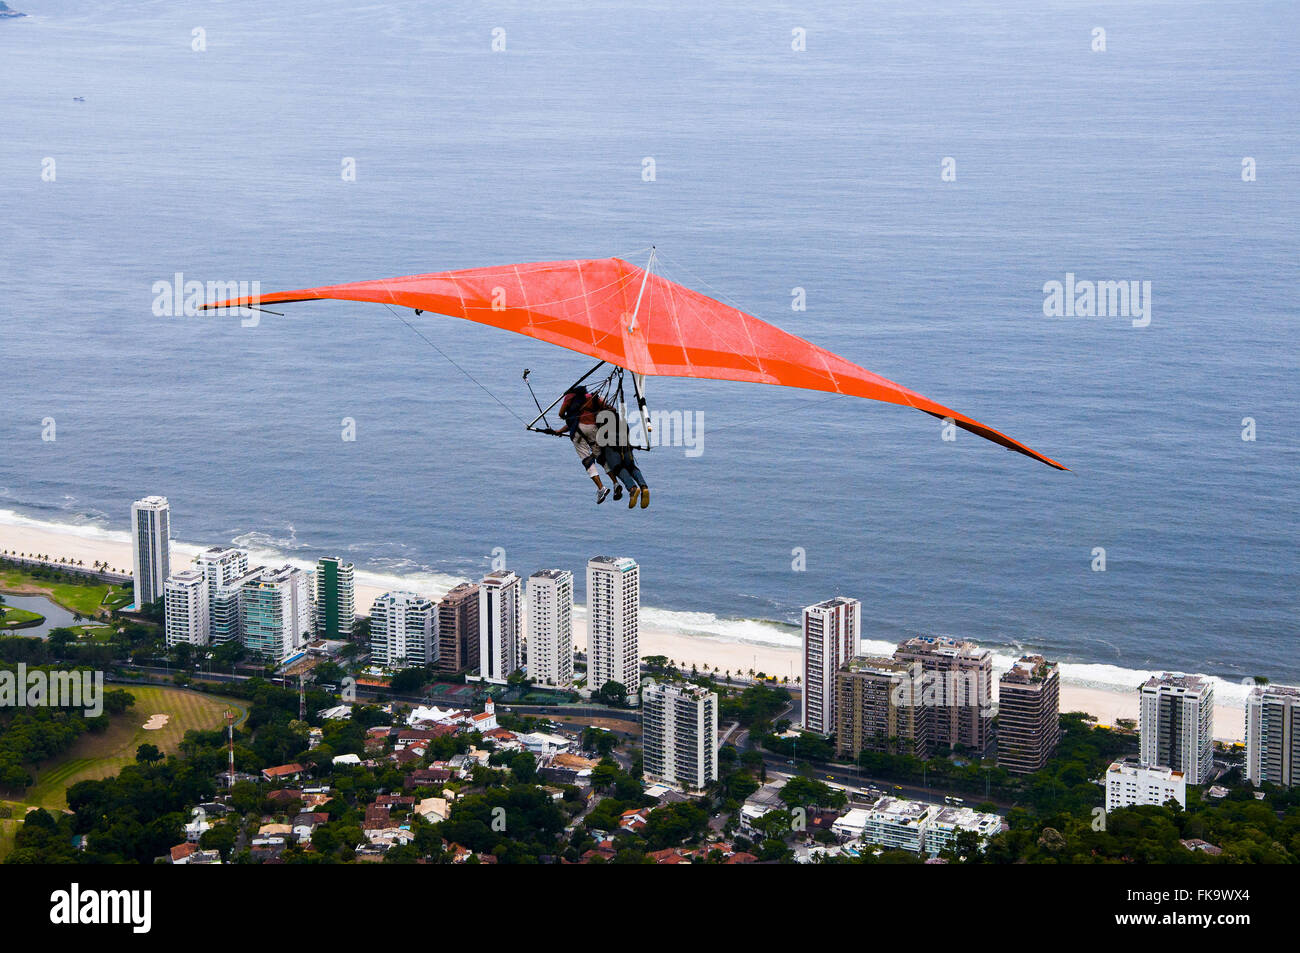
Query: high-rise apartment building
314 556 356 640
130 496 171 607
164 569 209 648
239 565 311 664
369 591 436 669
210 566 263 646
997 655 1061 774
193 547 248 638
478 570 522 684
1245 685 1300 788
802 597 860 735
642 679 718 791
834 656 930 760
528 569 573 688
893 636 994 754
436 582 479 674
587 556 640 699
1139 673 1214 785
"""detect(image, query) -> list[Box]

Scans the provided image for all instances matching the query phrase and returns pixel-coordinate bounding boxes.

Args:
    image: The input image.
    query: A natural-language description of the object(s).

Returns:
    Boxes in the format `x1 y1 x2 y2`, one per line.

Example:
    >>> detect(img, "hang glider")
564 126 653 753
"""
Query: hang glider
200 252 1066 470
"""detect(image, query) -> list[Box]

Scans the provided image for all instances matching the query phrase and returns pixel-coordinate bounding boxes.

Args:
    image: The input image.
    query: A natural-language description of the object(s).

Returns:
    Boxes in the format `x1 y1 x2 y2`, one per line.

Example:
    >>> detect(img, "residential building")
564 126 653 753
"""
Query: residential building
239 565 311 664
893 636 994 754
642 679 718 791
210 566 263 646
802 596 860 735
834 655 930 760
1245 685 1300 788
587 556 640 698
437 582 479 674
926 805 1004 856
193 547 249 638
1139 673 1214 785
130 495 171 607
739 781 789 836
997 655 1061 774
164 569 209 647
832 797 930 853
528 569 573 688
832 797 1001 856
369 591 436 669
478 570 522 684
1105 760 1187 812
314 556 356 640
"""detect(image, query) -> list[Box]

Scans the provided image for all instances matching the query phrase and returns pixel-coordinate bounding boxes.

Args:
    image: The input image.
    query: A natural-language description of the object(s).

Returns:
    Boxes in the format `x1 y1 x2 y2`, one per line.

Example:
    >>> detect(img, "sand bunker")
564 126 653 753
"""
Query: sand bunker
142 714 170 730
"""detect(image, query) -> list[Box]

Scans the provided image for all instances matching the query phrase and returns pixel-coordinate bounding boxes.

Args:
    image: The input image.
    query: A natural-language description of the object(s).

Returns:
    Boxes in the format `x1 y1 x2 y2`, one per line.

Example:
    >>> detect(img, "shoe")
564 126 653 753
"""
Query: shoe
627 486 640 508
597 487 611 504
639 487 650 508
613 484 624 501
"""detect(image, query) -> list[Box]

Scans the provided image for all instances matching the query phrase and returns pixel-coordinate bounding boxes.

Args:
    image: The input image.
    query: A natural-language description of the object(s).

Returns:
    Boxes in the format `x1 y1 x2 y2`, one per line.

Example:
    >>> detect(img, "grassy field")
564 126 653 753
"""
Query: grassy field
0 566 128 618
71 624 117 642
9 685 247 816
0 607 43 628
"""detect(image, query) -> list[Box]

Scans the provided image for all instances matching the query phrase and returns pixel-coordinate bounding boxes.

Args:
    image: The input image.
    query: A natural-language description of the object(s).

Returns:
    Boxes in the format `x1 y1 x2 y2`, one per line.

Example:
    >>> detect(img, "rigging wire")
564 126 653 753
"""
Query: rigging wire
380 303 528 425
376 248 651 427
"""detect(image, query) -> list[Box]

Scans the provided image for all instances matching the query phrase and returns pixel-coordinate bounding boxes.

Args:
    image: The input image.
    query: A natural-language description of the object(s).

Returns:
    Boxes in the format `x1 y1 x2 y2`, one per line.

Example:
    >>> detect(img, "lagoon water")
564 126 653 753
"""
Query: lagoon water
1 593 78 638
0 1 1296 684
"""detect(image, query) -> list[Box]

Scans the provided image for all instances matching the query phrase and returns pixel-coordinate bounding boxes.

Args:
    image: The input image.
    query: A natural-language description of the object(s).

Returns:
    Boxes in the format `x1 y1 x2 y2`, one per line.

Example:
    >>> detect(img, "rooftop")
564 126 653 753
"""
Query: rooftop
530 568 572 581
1141 673 1210 694
1108 760 1185 780
869 796 931 823
588 555 637 570
843 655 910 675
896 635 988 659
644 679 715 701
1001 655 1058 684
807 596 859 611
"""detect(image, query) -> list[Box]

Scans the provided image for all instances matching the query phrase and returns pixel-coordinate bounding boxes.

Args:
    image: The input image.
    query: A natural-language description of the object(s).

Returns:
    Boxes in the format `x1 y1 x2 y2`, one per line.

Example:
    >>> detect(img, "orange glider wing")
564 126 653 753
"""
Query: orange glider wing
201 257 1066 470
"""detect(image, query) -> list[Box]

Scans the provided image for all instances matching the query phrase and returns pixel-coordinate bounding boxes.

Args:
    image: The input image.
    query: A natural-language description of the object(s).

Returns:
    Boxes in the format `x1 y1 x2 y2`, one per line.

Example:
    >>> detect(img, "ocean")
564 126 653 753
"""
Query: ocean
1 0 1296 689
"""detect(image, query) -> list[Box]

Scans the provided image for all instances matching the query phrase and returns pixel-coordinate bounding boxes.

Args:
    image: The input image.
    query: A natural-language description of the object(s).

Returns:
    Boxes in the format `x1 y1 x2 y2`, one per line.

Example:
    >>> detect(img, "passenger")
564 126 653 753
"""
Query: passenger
545 386 621 503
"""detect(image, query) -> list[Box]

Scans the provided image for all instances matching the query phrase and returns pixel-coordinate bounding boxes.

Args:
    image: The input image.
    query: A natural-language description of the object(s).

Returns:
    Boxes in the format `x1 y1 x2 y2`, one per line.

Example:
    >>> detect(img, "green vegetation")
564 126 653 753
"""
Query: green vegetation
982 785 1300 864
5 684 243 814
0 607 42 629
0 678 136 796
0 561 128 618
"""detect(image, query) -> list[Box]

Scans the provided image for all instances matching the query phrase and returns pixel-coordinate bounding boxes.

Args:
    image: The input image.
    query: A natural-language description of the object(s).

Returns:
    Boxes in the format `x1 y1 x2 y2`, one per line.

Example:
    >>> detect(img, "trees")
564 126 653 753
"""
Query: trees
135 743 163 764
779 776 847 810
389 666 430 694
593 680 628 707
199 822 236 859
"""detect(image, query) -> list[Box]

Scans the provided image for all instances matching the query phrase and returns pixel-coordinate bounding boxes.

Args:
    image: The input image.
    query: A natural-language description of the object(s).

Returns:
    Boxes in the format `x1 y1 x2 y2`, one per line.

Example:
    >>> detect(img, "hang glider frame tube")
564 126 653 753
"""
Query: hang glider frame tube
525 362 652 452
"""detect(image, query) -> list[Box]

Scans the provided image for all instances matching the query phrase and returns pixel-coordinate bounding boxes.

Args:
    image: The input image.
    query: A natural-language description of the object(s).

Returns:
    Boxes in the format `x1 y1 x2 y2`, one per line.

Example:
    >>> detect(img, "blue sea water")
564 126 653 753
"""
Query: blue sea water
1 1 1296 684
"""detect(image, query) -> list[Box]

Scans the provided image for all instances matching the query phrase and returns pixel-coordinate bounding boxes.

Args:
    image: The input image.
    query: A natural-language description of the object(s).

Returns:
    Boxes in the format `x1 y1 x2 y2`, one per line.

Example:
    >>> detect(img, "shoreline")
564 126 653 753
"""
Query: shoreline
0 511 1252 741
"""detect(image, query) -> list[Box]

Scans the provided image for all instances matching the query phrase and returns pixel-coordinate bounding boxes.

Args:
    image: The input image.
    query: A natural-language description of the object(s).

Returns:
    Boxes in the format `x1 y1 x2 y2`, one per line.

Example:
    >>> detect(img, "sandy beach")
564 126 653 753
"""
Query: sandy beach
0 515 1247 741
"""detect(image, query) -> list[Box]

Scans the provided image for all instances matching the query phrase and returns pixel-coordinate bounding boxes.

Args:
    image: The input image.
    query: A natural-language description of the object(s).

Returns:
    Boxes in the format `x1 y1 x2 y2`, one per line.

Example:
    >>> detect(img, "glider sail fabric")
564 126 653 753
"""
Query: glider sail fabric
200 257 1066 470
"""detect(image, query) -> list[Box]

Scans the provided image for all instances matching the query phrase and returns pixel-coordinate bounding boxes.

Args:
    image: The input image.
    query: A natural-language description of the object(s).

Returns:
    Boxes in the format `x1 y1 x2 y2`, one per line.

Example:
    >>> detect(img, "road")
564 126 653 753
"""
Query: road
756 750 1015 810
